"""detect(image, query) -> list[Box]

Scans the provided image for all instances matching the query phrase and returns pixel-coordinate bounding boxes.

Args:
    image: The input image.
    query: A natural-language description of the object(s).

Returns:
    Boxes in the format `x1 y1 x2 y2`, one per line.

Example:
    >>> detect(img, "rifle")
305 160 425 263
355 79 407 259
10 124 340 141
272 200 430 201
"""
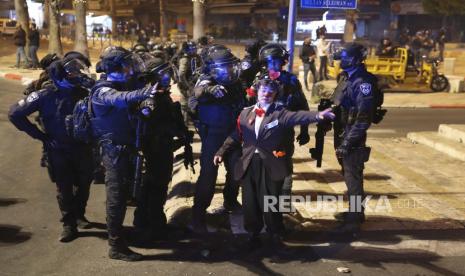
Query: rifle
309 99 333 167
133 116 146 199
182 130 196 174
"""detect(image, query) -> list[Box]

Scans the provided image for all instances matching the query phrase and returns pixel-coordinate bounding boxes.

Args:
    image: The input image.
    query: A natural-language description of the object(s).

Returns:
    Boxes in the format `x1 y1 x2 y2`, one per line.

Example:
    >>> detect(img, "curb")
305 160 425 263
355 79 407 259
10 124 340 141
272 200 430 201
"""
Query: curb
0 71 34 86
430 104 465 109
1 71 464 109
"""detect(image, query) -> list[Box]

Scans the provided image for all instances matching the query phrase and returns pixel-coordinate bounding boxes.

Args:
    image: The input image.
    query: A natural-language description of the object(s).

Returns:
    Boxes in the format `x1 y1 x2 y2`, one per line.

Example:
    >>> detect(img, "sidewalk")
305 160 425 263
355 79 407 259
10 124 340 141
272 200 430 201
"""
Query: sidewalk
2 40 465 108
0 39 104 85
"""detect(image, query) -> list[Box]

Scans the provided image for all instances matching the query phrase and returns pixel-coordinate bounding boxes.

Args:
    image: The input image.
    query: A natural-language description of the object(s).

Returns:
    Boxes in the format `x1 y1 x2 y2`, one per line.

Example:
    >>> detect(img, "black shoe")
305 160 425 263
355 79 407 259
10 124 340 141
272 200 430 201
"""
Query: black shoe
77 216 92 229
109 246 143 262
247 235 262 251
59 226 78 243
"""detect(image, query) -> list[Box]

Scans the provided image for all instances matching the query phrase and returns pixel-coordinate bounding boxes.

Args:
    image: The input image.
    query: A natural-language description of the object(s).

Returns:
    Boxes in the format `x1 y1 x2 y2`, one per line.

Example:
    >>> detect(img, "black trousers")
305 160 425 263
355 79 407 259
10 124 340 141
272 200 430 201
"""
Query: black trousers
342 147 369 222
242 154 285 236
48 145 93 227
319 56 329 81
100 141 134 246
303 62 317 88
133 138 173 233
193 126 240 221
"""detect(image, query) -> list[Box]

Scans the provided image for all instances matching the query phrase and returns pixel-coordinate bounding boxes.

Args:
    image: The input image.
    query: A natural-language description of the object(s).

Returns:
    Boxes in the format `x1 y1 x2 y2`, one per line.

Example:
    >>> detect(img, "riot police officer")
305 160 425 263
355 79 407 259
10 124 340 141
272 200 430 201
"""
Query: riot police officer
9 56 95 243
239 39 266 88
90 46 158 261
133 57 191 242
332 43 377 232
175 41 202 124
188 46 245 233
253 43 311 196
23 53 60 95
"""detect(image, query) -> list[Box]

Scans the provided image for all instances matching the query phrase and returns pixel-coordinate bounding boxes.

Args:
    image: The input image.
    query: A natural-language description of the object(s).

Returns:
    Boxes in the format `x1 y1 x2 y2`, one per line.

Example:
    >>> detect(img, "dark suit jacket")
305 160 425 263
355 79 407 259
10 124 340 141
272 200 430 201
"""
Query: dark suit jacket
216 103 319 181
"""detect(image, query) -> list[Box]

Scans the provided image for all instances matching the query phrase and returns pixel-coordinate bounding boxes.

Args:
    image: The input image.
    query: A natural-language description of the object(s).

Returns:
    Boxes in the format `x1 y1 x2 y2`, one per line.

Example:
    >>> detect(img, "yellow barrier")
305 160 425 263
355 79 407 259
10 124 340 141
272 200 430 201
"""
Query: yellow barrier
327 48 408 81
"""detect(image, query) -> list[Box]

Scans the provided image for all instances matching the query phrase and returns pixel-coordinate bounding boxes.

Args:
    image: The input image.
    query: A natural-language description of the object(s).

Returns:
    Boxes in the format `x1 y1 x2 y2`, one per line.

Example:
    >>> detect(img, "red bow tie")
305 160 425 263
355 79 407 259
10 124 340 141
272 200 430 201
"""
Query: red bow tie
254 108 265 117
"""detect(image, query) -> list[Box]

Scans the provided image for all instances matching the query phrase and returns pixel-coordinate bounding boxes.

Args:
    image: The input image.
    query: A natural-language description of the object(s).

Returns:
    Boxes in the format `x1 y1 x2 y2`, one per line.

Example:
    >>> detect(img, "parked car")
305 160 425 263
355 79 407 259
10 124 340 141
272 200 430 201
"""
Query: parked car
0 19 18 36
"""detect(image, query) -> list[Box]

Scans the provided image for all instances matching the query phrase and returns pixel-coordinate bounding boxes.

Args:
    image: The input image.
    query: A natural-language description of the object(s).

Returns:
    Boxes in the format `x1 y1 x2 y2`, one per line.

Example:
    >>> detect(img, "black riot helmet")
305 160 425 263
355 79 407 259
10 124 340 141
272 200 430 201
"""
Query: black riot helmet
245 39 267 58
100 46 145 82
39 53 60 70
197 36 209 46
64 51 92 67
258 43 289 65
205 47 240 85
48 57 94 89
140 57 173 88
132 43 149 55
200 44 229 63
334 43 368 71
181 41 197 55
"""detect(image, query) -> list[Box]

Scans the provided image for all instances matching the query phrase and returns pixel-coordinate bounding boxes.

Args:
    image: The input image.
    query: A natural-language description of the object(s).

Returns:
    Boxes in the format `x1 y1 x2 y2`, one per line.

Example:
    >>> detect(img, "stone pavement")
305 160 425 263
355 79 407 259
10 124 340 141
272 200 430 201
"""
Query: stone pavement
164 125 465 260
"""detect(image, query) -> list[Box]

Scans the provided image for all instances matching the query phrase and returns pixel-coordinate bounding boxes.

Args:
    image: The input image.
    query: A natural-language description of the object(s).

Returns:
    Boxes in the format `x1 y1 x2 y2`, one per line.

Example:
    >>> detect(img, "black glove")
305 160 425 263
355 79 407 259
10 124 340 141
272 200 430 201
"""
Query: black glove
208 85 227 99
336 142 350 159
296 132 310 146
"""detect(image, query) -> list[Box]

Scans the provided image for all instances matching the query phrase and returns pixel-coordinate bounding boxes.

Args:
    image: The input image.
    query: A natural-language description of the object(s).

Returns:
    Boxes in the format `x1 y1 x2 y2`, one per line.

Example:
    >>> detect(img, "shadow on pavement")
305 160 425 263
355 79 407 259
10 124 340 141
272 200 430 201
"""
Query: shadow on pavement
0 224 32 245
0 198 27 207
293 169 392 183
138 208 465 275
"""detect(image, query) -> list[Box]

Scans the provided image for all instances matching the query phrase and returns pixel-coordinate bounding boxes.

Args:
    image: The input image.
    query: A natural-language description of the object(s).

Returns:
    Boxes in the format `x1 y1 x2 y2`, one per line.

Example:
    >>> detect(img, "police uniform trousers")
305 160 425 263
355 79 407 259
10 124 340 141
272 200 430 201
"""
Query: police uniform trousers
48 145 93 227
193 126 240 218
280 130 296 196
100 140 134 246
342 147 369 222
242 153 285 236
179 88 191 125
133 136 173 233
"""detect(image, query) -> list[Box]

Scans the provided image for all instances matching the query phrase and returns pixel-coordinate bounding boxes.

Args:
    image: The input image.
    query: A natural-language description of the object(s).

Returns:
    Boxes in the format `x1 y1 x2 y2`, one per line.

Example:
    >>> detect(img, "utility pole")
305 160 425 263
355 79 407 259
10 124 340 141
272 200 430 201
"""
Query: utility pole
286 0 297 72
160 0 167 40
193 0 206 40
110 0 117 35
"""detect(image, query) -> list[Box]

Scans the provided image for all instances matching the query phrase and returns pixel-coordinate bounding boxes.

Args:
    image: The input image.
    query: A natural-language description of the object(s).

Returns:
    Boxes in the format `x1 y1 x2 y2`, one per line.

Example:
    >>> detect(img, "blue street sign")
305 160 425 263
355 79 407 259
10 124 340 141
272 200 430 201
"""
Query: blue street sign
301 0 357 9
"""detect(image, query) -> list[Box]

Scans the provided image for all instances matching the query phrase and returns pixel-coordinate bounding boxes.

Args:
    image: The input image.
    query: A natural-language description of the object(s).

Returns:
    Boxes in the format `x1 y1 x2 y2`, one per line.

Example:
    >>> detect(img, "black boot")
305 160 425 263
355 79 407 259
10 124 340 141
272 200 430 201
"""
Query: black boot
109 245 143 262
191 208 208 234
246 234 262 251
59 226 78 243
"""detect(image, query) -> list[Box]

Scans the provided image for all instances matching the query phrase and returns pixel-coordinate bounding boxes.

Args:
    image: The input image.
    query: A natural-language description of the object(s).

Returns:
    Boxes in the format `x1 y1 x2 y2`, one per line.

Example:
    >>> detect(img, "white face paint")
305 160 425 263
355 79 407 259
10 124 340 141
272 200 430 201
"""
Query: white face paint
257 85 277 106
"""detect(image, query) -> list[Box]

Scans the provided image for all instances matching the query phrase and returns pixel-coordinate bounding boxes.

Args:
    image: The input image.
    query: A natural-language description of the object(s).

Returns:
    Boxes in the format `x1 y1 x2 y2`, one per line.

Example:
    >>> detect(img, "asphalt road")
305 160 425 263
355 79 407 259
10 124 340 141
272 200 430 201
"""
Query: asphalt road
1 79 465 275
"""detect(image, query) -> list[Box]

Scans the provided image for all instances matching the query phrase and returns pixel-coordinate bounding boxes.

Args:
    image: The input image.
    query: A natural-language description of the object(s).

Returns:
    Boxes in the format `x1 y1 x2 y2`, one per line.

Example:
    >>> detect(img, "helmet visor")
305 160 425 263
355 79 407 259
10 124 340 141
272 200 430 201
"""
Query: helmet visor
210 62 239 84
63 58 90 79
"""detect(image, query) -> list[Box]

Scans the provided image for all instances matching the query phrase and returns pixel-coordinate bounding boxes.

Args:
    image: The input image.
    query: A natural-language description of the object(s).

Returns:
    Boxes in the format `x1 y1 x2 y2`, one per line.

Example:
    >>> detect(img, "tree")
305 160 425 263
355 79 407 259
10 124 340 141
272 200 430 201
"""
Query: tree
343 10 358 43
160 0 167 40
422 0 465 40
48 0 63 55
73 0 88 57
14 0 30 52
422 0 465 16
193 0 206 40
43 0 50 29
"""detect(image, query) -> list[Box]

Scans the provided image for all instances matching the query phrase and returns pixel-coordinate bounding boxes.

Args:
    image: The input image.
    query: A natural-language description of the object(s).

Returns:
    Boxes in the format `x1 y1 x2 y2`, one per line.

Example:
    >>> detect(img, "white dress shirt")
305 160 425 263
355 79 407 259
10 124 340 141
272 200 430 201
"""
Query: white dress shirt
315 38 330 57
253 103 270 153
